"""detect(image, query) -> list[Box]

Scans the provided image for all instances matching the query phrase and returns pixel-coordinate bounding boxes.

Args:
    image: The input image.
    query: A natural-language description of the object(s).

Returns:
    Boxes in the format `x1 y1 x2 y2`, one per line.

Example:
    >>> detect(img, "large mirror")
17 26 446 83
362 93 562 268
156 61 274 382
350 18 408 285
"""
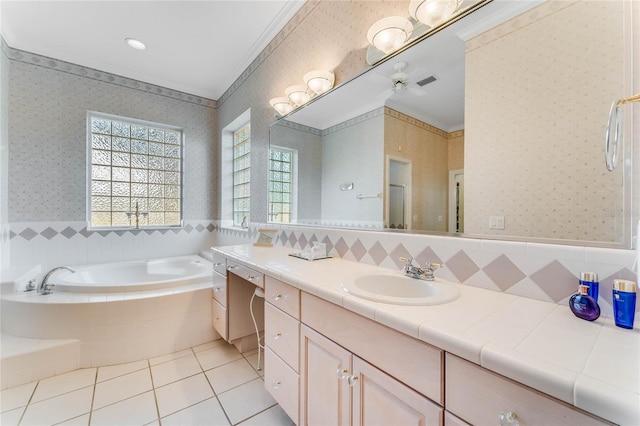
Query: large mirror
269 0 634 247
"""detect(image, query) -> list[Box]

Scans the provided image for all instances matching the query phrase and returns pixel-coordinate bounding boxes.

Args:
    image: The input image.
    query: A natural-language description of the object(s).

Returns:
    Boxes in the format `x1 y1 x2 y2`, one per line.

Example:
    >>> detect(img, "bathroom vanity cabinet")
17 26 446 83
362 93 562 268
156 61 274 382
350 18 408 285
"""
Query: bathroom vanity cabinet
213 247 617 425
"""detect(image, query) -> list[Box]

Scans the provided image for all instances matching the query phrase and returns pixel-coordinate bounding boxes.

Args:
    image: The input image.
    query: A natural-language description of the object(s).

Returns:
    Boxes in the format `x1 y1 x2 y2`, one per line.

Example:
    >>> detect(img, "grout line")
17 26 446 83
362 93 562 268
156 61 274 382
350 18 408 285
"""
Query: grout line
148 358 162 425
15 380 38 425
234 403 279 426
86 368 98 425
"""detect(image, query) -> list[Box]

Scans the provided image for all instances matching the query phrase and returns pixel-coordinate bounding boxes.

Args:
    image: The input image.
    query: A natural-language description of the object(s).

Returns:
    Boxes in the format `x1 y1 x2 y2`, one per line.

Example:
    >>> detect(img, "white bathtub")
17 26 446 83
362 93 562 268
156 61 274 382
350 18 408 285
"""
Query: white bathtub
1 253 220 387
52 255 211 292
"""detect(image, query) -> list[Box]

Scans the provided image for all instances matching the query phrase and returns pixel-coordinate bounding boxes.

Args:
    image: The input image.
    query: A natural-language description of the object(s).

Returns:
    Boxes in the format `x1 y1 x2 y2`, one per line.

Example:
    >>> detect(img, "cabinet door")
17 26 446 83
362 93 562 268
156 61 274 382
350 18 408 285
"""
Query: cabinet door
352 356 443 426
300 325 351 426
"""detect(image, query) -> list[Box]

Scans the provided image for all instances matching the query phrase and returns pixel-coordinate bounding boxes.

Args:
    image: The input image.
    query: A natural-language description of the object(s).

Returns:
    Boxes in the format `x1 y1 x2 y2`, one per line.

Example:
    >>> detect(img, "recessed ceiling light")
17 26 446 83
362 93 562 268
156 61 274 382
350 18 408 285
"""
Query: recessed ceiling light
125 38 146 51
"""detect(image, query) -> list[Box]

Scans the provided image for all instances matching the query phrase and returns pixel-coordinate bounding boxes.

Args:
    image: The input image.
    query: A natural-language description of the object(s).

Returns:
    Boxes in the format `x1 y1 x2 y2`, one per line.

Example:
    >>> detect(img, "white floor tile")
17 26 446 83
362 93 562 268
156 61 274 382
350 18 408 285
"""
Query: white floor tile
31 368 96 403
93 368 153 410
0 381 36 412
193 339 227 353
239 405 296 426
57 413 90 425
205 358 260 394
149 348 192 366
217 378 276 425
90 391 158 426
195 344 244 371
0 406 24 426
21 386 93 425
161 397 230 426
150 354 202 387
97 359 148 383
155 373 215 418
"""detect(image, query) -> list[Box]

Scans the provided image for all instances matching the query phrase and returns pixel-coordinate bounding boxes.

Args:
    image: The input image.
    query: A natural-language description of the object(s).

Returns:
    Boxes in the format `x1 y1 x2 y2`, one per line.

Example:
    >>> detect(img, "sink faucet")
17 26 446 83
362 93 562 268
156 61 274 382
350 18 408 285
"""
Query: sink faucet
400 257 442 281
38 266 76 295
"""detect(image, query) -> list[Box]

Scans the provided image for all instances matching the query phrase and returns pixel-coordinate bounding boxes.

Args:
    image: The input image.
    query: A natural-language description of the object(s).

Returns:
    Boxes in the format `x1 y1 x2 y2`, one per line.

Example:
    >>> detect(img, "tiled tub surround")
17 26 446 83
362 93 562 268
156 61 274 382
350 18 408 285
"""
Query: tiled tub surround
214 243 639 425
0 254 219 390
215 223 638 316
7 220 217 276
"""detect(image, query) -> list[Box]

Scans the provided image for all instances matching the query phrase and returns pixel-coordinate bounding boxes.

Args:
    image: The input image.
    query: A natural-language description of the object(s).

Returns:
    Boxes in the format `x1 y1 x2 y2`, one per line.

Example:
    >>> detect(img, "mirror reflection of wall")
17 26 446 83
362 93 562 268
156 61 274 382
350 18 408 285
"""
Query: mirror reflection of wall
269 0 634 246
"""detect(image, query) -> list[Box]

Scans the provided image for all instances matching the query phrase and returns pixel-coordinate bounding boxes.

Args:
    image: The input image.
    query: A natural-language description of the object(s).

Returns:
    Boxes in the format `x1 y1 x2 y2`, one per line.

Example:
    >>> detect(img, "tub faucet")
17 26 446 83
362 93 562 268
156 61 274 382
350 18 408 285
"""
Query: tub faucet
400 257 442 281
39 266 76 295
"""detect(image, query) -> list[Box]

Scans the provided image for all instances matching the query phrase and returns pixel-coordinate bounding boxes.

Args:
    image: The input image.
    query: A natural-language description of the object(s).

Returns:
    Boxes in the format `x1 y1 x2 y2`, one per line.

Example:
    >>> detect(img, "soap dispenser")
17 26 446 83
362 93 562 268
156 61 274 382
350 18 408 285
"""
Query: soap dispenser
569 285 600 321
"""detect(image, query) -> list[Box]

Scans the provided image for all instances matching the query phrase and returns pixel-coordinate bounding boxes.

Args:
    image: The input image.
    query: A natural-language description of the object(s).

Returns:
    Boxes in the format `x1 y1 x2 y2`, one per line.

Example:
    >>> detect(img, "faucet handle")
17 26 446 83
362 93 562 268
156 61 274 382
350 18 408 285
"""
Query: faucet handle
425 262 443 271
399 257 414 266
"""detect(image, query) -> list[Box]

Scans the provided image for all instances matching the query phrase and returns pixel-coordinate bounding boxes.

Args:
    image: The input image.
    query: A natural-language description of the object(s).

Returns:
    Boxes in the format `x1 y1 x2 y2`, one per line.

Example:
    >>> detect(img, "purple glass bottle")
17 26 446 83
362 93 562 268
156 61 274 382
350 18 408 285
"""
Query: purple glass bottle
569 285 600 321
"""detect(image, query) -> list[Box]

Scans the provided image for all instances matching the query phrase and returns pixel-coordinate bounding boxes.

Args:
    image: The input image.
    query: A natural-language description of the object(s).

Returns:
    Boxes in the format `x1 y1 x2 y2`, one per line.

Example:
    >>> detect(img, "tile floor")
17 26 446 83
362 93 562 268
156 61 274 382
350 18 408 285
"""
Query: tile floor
0 339 296 426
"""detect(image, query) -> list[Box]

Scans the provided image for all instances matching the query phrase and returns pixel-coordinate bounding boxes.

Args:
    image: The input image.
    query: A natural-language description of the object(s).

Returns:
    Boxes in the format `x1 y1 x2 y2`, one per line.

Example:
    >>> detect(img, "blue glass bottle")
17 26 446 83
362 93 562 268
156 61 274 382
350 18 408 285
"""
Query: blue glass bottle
613 279 637 329
580 272 599 301
569 285 600 321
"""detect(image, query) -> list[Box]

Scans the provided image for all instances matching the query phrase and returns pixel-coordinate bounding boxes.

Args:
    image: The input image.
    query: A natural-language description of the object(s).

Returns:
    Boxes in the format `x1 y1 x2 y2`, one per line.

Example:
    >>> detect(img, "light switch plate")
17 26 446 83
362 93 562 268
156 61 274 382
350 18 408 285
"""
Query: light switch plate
489 216 505 230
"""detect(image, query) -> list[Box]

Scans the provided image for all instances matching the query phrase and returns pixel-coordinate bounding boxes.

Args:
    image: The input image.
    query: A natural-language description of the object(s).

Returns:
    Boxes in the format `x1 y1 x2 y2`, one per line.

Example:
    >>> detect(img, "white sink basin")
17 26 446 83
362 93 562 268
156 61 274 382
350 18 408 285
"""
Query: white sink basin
341 274 460 306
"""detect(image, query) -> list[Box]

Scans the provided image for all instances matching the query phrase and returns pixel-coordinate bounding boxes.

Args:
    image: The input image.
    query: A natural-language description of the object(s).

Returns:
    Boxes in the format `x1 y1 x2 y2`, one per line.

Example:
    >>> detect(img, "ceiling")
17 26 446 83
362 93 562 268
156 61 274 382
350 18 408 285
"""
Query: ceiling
0 0 304 100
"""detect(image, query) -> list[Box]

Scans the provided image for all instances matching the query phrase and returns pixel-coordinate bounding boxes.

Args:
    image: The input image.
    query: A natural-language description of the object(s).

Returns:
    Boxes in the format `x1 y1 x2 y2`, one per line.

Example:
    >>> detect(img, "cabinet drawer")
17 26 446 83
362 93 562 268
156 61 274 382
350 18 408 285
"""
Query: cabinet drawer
211 251 227 277
265 302 299 371
265 346 299 424
211 298 228 341
302 293 443 404
212 273 227 306
265 276 300 319
446 355 608 425
227 262 264 288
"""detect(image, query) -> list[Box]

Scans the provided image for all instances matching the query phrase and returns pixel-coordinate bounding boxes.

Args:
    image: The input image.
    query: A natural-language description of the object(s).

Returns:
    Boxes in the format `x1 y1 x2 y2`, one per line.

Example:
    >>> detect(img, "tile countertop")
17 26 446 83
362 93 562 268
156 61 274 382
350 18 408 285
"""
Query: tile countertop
213 244 640 425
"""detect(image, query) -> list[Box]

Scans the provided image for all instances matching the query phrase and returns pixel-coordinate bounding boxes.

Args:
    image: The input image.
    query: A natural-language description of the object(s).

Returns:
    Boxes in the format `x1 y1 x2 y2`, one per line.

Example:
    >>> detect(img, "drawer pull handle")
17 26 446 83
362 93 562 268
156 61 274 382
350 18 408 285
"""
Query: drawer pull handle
499 412 519 426
273 332 282 340
272 381 281 389
336 368 349 380
272 293 283 301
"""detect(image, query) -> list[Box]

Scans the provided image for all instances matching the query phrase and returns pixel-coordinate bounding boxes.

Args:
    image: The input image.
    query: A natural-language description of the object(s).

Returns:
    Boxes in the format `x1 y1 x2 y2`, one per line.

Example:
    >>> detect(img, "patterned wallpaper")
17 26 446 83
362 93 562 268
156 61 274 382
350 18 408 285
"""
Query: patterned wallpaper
6 47 217 222
384 107 450 231
464 0 626 242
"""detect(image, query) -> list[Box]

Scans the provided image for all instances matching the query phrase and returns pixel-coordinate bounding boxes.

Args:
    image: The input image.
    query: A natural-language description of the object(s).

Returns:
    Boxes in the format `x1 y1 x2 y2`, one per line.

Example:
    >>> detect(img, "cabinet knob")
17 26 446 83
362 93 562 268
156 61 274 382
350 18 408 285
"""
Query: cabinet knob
499 412 519 426
213 262 223 266
213 287 221 292
272 381 281 389
347 375 359 387
227 265 237 270
247 275 256 281
273 332 282 340
336 368 349 380
272 293 283 301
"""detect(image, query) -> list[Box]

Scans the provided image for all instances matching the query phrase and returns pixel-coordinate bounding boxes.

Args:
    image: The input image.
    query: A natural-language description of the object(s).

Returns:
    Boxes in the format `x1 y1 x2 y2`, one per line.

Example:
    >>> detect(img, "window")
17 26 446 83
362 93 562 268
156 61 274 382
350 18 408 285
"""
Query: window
233 123 250 227
268 146 294 223
87 112 183 229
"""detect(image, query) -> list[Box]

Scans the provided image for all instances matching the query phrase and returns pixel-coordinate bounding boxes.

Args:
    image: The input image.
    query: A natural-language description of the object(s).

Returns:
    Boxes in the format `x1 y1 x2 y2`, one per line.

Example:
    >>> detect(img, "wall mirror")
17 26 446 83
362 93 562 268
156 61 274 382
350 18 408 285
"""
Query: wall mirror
268 0 635 248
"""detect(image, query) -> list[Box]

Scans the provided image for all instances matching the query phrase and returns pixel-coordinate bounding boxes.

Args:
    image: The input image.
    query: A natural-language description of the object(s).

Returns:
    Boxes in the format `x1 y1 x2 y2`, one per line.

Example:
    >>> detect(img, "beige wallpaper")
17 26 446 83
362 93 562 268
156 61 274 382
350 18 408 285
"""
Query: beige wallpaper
464 0 626 242
448 130 464 171
384 107 450 231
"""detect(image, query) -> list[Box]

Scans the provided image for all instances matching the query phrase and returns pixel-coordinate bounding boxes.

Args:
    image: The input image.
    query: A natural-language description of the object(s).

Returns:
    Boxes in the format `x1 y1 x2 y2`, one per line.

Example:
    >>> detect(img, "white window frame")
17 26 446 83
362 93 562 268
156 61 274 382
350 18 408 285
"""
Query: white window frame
86 111 184 230
221 109 251 230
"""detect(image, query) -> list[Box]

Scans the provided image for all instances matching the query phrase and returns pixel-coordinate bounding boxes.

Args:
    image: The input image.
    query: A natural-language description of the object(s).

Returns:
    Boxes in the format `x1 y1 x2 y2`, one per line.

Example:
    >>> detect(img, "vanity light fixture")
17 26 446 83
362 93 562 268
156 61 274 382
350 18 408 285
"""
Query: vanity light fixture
285 84 311 106
269 97 294 116
125 37 146 50
303 70 335 95
409 0 462 28
367 16 413 54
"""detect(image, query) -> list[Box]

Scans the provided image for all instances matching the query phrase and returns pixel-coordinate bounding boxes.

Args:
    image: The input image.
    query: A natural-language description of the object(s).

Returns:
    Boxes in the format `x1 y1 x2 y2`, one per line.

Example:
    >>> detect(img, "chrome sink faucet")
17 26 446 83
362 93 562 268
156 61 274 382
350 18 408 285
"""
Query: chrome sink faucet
400 257 443 281
38 266 76 294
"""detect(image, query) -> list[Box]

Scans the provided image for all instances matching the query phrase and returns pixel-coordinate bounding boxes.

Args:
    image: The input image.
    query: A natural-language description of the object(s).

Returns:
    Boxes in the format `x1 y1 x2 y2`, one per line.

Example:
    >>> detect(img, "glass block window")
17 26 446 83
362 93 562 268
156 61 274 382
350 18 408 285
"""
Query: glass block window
88 112 183 229
233 123 251 227
268 147 294 223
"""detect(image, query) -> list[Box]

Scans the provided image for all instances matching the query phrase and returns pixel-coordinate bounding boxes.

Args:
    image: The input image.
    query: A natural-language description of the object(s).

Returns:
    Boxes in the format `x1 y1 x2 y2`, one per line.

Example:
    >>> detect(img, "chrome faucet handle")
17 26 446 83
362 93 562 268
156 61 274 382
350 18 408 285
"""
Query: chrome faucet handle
24 279 36 292
41 283 54 295
422 262 443 281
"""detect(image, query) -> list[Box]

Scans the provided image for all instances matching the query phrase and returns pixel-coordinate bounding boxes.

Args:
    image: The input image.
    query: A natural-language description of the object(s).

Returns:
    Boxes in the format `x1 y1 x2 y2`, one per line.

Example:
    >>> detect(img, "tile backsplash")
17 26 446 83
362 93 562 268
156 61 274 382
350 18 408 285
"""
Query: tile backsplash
215 223 637 315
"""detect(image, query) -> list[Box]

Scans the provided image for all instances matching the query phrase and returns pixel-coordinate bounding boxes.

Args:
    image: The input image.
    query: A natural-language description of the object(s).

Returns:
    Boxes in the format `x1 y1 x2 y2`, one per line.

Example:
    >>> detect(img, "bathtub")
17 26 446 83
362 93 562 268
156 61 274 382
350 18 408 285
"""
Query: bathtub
1 253 220 388
52 255 211 292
